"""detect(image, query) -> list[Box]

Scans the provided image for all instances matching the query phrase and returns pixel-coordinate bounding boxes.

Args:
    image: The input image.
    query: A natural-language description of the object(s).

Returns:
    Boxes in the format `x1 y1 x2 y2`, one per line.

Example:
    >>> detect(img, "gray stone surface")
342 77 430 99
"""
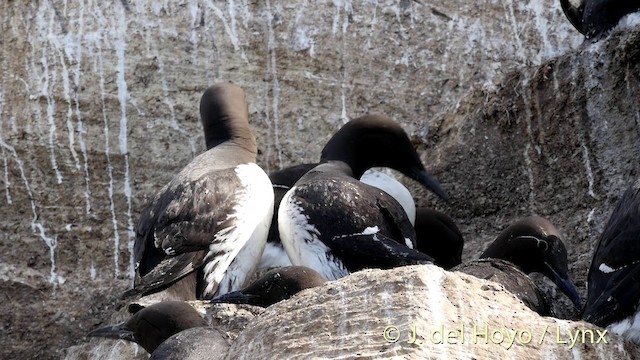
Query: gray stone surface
228 265 640 359
1 0 639 358
150 327 230 360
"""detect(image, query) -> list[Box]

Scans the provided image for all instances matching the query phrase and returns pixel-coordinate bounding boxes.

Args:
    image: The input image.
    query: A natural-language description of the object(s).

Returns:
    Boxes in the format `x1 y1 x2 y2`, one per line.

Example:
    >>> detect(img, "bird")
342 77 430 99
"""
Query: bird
278 114 448 280
128 82 274 301
453 216 581 315
582 179 640 342
260 163 316 271
454 259 552 315
260 165 418 270
87 301 208 355
414 207 464 269
201 118 415 272
560 0 640 40
210 266 326 307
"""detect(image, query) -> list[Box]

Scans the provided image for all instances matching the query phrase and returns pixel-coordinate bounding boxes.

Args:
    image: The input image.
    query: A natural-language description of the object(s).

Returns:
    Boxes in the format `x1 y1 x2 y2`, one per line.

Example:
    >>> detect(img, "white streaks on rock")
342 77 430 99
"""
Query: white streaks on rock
52 34 81 172
86 5 122 277
365 0 378 49
71 3 93 214
520 76 536 209
0 89 10 205
528 1 552 62
290 4 315 56
189 0 200 46
33 5 64 184
263 0 282 170
581 143 596 199
204 0 247 62
504 0 526 64
90 263 97 281
227 0 248 62
115 6 136 279
335 0 352 125
0 139 58 284
578 49 599 200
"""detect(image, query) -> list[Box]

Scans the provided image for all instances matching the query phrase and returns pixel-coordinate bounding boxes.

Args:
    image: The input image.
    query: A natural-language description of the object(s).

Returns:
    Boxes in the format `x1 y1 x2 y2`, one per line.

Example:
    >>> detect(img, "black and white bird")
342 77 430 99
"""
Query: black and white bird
582 180 640 342
260 165 417 270
454 216 581 315
560 0 640 40
277 114 448 280
129 83 274 300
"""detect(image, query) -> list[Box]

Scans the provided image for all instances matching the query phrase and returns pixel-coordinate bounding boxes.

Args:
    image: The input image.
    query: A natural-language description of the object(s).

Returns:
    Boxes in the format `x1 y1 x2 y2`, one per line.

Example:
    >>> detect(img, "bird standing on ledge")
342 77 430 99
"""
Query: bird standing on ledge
129 82 274 301
278 114 448 280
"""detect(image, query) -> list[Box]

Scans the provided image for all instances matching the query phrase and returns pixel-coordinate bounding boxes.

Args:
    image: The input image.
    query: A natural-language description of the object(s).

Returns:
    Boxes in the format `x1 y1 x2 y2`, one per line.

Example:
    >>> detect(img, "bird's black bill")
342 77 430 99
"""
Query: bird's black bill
559 0 585 34
412 168 449 201
210 291 260 305
86 323 135 342
544 262 582 309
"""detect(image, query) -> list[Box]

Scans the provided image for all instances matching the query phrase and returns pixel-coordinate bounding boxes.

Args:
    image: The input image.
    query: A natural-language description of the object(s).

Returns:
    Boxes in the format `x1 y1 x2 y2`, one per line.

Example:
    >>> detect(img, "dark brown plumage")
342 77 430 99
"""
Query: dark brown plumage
211 266 326 307
128 82 274 301
87 301 207 354
414 208 464 269
453 216 580 315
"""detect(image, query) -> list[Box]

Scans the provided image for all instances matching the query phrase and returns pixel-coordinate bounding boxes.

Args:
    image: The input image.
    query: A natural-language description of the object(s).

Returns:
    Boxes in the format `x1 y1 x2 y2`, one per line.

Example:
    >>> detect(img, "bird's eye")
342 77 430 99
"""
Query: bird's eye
537 239 549 252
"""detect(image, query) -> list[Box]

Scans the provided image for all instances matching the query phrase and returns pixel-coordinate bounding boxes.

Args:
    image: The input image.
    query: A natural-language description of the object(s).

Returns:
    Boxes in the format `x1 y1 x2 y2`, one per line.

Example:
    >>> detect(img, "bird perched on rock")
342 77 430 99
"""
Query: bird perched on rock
197 95 421 274
560 0 640 40
211 266 326 307
582 179 640 342
453 216 581 315
278 114 448 280
128 82 274 301
87 301 208 355
261 165 418 270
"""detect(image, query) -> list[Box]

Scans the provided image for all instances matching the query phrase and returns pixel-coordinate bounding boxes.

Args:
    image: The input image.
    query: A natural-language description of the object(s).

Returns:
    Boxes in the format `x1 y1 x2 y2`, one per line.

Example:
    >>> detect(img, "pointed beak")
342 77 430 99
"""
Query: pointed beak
86 322 135 342
210 291 260 305
559 0 585 34
412 168 449 201
544 262 582 309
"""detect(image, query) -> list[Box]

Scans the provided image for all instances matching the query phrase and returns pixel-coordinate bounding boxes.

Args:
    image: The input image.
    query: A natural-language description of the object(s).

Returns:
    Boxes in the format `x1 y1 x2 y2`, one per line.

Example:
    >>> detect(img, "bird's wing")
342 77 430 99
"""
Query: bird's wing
328 232 433 270
583 185 640 326
132 169 240 295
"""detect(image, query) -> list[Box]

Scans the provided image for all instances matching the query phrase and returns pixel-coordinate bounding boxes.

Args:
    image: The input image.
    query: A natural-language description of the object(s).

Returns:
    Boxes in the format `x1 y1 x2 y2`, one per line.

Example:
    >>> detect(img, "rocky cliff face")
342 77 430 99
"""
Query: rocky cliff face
1 0 639 359
226 266 639 359
68 266 640 359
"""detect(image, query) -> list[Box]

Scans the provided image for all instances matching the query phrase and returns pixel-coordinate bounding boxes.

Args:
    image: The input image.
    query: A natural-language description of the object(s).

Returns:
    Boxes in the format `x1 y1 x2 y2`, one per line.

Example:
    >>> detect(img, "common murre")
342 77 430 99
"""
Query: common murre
260 165 418 270
87 301 208 354
453 216 581 315
127 82 273 300
277 114 448 280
